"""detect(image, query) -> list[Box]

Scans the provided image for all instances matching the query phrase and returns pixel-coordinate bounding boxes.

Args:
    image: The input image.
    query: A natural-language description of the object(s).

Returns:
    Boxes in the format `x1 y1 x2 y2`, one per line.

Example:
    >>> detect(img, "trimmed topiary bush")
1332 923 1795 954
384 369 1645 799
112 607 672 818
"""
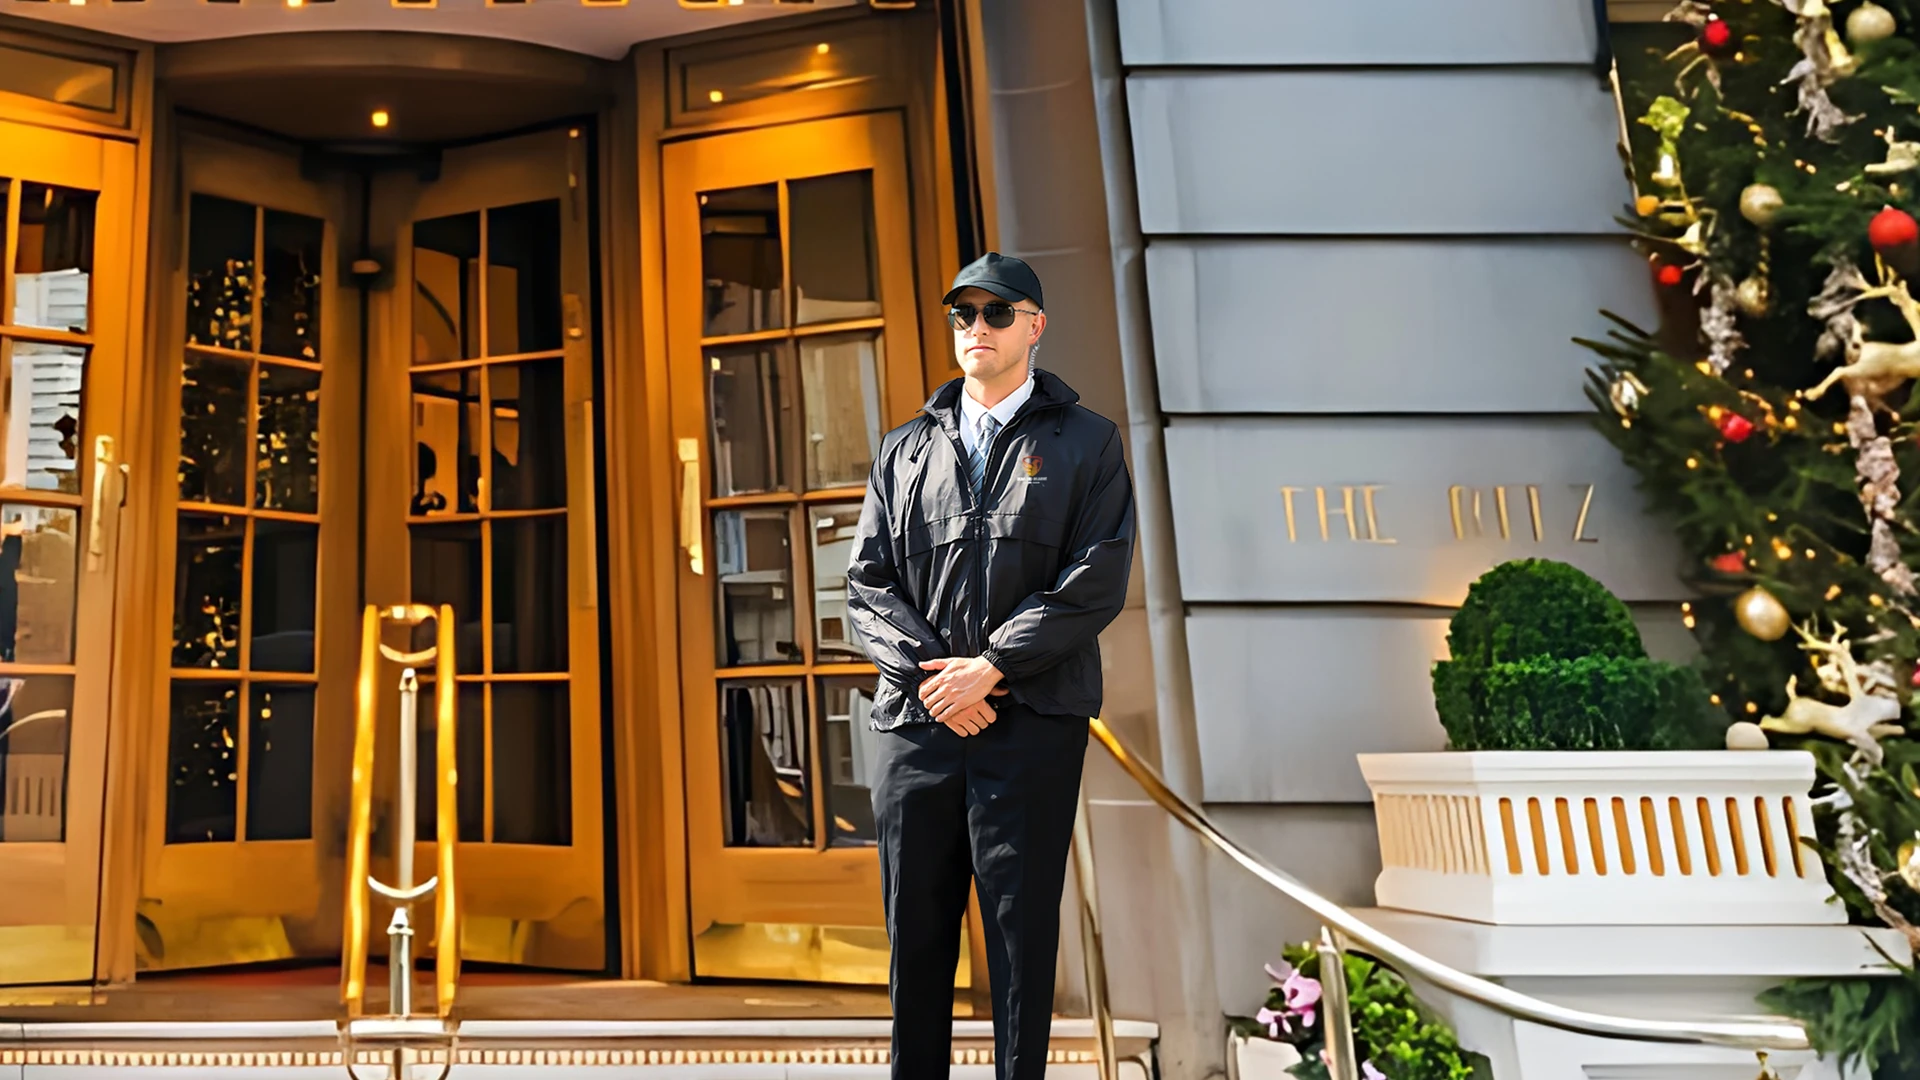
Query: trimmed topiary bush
1433 559 1718 751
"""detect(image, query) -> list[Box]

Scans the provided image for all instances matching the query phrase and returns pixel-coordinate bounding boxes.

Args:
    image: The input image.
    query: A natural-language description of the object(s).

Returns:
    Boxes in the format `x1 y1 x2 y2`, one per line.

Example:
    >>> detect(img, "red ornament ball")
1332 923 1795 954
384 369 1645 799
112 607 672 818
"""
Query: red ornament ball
1700 16 1734 52
1656 263 1686 287
1711 551 1748 573
1870 205 1920 252
1719 412 1755 442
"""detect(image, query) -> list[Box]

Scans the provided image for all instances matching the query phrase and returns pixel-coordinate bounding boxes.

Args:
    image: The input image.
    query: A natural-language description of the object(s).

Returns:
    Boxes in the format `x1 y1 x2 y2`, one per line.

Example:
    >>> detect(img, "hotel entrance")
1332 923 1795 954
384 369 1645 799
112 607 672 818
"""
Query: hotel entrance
0 1 986 1002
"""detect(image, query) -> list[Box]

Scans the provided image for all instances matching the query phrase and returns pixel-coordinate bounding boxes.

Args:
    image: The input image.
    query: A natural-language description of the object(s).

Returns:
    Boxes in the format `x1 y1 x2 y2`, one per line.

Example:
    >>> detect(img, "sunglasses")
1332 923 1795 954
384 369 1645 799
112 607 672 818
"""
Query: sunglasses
948 302 1039 331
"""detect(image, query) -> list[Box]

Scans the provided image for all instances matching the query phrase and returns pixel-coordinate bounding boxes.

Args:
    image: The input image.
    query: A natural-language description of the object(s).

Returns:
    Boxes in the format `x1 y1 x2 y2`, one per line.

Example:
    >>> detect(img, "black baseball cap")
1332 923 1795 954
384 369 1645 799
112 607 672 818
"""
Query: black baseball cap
942 252 1043 310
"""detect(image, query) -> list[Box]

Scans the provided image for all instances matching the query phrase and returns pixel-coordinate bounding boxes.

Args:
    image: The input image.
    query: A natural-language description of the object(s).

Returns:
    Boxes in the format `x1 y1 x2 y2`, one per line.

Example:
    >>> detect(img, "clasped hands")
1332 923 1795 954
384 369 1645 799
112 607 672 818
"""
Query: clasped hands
917 656 1008 737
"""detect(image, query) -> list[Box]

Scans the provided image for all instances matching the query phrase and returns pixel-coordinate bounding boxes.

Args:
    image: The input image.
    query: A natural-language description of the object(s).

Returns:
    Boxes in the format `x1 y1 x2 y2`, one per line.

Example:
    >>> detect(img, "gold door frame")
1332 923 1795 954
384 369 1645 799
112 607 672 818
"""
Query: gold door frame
0 113 141 988
365 124 607 971
664 110 926 981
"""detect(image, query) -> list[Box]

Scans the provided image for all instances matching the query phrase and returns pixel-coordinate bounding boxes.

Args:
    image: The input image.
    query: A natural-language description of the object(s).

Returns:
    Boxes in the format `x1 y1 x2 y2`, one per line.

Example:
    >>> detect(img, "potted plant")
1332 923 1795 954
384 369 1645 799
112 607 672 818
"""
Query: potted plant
1356 558 1845 926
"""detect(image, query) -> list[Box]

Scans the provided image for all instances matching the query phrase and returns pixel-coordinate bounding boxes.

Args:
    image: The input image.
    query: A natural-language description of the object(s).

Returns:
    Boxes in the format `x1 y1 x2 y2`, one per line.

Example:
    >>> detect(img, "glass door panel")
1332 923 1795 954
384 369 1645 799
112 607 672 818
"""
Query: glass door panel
0 117 135 986
366 125 604 972
665 112 943 984
138 135 351 972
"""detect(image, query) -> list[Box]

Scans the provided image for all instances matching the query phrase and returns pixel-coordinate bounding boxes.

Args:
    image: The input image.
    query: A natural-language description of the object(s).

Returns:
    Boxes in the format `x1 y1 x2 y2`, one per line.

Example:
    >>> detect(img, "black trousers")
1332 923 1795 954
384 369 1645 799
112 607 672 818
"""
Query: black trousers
872 703 1090 1080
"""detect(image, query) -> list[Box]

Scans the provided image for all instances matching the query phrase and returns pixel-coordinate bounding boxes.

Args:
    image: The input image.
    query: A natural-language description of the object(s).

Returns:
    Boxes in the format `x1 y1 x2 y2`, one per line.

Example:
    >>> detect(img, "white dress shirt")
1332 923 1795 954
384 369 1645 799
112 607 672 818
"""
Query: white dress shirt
958 374 1035 458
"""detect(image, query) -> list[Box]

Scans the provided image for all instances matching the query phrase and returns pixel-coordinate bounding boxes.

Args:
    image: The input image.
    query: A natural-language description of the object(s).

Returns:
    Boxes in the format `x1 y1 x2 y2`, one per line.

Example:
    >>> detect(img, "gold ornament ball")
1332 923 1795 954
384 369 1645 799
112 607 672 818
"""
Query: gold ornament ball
1848 1 1897 44
1735 586 1791 641
1735 275 1771 317
1899 837 1919 893
1740 183 1784 227
1636 194 1661 217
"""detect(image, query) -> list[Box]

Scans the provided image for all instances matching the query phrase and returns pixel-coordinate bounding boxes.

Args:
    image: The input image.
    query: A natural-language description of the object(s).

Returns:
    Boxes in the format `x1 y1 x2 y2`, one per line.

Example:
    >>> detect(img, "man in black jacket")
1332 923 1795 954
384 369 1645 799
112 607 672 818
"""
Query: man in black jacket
847 252 1137 1079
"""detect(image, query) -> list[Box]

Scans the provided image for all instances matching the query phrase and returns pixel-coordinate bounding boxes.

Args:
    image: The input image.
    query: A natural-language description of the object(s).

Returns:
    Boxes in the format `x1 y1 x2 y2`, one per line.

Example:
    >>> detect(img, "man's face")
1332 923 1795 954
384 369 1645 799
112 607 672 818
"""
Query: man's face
949 286 1044 382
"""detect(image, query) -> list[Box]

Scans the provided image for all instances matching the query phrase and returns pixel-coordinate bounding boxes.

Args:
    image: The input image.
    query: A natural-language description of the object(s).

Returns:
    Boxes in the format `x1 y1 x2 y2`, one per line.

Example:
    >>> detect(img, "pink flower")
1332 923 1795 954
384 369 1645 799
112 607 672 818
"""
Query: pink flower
1254 1006 1284 1039
1281 970 1321 1029
1363 1062 1387 1080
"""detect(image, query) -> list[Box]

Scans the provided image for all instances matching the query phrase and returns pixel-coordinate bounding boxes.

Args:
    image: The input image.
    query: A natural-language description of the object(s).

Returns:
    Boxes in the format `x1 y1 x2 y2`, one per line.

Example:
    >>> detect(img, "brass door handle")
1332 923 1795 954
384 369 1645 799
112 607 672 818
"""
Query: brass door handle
87 434 117 571
678 437 704 576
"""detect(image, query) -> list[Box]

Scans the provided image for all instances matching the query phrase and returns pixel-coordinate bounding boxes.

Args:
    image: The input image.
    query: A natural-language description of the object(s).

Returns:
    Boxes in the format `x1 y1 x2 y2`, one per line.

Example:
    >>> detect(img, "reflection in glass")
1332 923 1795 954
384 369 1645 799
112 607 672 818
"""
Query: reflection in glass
172 513 243 669
246 684 313 841
800 333 884 491
11 182 97 335
713 509 796 667
415 681 484 843
0 45 116 112
411 368 480 515
718 679 811 848
486 200 562 356
180 350 250 506
701 185 783 337
165 680 240 844
261 210 323 361
0 504 77 665
186 194 256 352
251 520 317 673
819 676 879 846
1 341 86 493
412 212 480 365
791 171 881 325
492 515 569 674
409 522 482 674
0 674 76 843
490 361 566 511
810 505 865 662
492 682 572 845
708 345 788 497
256 363 320 513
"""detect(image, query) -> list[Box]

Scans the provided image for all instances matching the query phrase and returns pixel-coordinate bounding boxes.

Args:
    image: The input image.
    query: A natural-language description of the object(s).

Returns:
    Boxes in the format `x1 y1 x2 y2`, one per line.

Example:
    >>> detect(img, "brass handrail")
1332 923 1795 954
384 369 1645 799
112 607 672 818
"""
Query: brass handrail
1073 716 1812 1078
342 604 461 1023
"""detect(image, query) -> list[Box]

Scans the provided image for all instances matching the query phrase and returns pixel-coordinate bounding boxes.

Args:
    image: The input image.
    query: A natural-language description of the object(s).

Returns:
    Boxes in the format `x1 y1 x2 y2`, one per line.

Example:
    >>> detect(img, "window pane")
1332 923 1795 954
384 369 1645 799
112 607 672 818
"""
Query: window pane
718 679 811 848
1 340 86 493
819 676 878 847
708 344 789 497
415 681 484 843
255 363 320 514
251 520 316 674
172 513 243 669
165 680 240 844
409 522 482 674
0 504 77 665
809 504 865 662
180 350 250 507
713 508 796 667
791 171 880 325
412 368 480 515
701 185 783 337
11 182 97 335
0 674 75 843
0 44 115 112
413 212 480 364
491 515 569 675
489 360 566 512
491 682 571 845
800 332 883 490
485 200 562 356
261 210 322 362
186 194 256 353
246 684 313 841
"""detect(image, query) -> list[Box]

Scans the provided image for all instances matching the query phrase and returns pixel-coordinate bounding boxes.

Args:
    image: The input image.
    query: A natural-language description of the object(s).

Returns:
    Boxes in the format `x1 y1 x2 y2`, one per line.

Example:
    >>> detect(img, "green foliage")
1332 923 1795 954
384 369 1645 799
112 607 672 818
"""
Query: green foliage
1433 560 1717 751
1228 942 1490 1080
1584 2 1920 1075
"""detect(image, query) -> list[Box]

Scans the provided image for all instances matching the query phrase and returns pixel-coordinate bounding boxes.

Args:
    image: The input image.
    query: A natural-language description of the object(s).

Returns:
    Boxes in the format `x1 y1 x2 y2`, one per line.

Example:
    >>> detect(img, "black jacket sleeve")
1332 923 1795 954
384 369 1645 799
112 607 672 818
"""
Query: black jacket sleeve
980 427 1135 681
845 450 951 697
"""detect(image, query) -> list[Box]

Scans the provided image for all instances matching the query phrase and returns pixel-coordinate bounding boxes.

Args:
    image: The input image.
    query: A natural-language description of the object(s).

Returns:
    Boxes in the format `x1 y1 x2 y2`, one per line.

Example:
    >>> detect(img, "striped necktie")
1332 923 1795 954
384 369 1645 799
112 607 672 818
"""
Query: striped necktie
969 414 1000 495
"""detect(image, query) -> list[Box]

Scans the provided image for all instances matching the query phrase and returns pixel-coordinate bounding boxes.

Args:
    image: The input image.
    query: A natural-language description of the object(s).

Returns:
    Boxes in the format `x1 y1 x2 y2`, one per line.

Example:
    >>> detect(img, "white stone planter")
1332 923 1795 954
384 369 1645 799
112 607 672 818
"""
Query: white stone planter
1226 1031 1304 1080
1355 750 1845 925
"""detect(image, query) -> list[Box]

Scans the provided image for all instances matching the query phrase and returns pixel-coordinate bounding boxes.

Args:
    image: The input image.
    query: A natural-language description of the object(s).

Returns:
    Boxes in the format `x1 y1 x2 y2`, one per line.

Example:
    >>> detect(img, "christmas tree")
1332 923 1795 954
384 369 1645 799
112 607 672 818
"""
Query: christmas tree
1586 2 1920 1073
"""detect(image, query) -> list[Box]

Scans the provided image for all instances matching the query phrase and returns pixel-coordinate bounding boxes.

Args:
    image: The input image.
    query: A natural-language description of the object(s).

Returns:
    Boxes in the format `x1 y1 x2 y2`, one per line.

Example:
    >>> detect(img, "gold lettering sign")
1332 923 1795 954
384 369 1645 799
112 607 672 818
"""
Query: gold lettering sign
1275 484 1599 544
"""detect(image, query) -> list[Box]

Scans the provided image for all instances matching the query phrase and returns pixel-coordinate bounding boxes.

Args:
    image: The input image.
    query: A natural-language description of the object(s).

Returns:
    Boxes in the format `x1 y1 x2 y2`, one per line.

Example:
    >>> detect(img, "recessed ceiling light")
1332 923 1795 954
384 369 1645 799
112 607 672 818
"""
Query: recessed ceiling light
708 90 724 103
288 0 304 7
371 110 391 129
816 42 830 54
